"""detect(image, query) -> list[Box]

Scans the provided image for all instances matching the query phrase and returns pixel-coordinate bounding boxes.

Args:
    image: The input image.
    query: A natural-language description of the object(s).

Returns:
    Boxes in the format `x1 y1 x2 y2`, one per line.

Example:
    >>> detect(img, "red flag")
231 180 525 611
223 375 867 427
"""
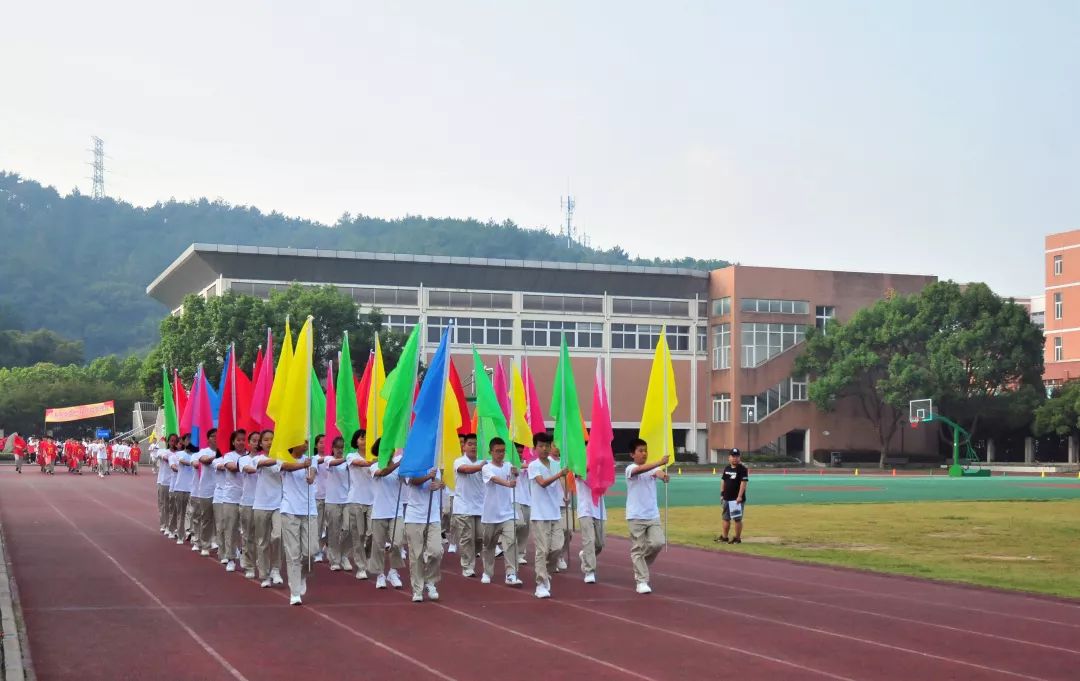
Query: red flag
173 369 189 434
241 348 264 434
217 352 237 453
325 361 341 455
356 350 373 429
190 367 215 448
522 357 545 435
585 358 614 504
249 328 275 430
178 370 194 435
448 358 471 435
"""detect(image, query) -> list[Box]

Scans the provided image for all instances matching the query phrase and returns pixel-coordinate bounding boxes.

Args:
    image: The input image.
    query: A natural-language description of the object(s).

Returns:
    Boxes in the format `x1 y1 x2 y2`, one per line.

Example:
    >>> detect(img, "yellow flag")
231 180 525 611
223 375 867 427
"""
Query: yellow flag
269 317 313 460
440 376 462 489
364 334 387 460
509 363 532 447
265 318 294 426
639 327 678 466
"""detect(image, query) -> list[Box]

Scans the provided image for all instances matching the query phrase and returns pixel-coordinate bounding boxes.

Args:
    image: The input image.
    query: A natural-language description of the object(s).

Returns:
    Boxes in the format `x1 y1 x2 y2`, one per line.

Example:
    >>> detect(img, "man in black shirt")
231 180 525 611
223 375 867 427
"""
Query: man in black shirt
717 448 749 544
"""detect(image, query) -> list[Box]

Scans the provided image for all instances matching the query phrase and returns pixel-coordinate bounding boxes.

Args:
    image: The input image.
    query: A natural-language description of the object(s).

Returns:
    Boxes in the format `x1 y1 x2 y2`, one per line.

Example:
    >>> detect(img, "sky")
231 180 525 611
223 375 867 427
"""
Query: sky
2 1 1077 296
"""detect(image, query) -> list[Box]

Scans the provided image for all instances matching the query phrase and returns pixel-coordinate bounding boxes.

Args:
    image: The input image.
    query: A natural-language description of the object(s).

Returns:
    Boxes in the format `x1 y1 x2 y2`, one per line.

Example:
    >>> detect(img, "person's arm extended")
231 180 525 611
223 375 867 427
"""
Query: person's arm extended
179 455 193 466
629 457 670 478
198 453 214 464
349 455 372 468
373 458 401 478
457 462 485 475
536 467 570 488
256 457 277 469
490 474 517 488
225 458 240 472
279 457 311 472
328 456 348 466
407 470 437 486
242 461 258 474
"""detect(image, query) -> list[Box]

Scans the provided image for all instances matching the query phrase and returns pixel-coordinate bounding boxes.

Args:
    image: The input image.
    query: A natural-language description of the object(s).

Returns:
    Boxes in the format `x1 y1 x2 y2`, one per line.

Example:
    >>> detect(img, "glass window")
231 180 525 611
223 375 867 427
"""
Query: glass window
790 376 808 401
1055 292 1063 320
383 314 419 335
696 326 707 353
428 290 512 309
522 294 602 314
522 320 603 349
610 323 688 351
697 300 708 319
712 324 731 369
1055 336 1063 362
740 298 810 314
611 298 690 317
1055 255 1063 276
815 305 836 333
740 323 807 367
426 316 512 345
740 396 758 423
711 297 731 317
712 394 731 423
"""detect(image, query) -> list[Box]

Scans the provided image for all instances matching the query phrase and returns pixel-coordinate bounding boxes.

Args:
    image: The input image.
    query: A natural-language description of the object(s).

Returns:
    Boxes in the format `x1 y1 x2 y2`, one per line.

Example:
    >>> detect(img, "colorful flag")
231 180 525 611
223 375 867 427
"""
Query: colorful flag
242 345 265 434
216 349 237 453
249 328 275 431
269 317 313 461
265 318 294 430
399 326 461 485
335 333 361 448
585 358 615 504
310 365 327 454
356 350 374 430
325 360 340 455
178 369 195 435
639 326 678 466
522 357 545 435
492 358 511 421
174 369 189 432
550 335 586 477
378 324 420 465
366 336 391 461
472 349 515 465
190 366 215 449
509 363 533 450
162 368 178 437
447 358 470 436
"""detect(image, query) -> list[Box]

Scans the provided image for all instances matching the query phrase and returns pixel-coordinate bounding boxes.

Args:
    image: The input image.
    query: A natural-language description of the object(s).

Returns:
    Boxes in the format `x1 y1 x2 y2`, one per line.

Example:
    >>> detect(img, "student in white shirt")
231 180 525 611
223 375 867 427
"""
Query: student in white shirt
480 438 523 586
211 437 230 562
312 434 328 563
624 437 669 594
528 432 570 599
452 433 485 577
278 440 318 606
551 444 572 572
576 474 607 584
96 439 109 478
345 429 375 580
252 430 284 587
190 431 220 556
512 443 531 567
171 435 197 544
238 431 262 579
218 430 246 573
366 439 404 590
323 435 353 572
401 463 445 602
156 435 177 532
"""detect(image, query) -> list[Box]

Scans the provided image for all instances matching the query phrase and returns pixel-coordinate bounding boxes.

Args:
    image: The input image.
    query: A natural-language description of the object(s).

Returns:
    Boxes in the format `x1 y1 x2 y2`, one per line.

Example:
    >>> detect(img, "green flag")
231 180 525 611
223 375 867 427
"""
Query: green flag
549 335 586 477
336 331 361 447
471 349 516 465
309 366 326 452
162 367 178 437
379 323 421 465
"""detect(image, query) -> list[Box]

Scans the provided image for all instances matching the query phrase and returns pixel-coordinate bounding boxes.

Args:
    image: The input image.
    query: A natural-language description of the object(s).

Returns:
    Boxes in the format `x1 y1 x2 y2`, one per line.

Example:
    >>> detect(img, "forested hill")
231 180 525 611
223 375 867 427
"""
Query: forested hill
0 171 728 358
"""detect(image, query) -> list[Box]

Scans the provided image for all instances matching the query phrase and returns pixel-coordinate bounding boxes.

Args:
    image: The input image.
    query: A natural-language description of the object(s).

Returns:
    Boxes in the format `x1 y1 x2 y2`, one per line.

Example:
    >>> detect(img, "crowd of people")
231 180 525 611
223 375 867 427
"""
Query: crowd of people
1 434 142 476
154 427 674 606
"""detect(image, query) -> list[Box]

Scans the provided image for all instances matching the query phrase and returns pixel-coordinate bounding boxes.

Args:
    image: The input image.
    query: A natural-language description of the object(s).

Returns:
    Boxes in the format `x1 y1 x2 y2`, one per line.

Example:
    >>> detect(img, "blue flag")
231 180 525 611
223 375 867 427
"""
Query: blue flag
208 347 228 427
398 325 452 480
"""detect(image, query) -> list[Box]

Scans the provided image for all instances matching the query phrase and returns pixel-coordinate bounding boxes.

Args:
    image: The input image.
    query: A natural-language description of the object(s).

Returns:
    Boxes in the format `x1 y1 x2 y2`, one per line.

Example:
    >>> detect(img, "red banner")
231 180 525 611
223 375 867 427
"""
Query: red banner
45 400 115 423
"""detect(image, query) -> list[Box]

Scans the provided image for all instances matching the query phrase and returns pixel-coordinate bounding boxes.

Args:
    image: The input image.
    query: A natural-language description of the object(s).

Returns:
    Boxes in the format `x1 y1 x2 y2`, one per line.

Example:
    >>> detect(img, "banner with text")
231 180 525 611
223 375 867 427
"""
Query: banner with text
45 400 116 423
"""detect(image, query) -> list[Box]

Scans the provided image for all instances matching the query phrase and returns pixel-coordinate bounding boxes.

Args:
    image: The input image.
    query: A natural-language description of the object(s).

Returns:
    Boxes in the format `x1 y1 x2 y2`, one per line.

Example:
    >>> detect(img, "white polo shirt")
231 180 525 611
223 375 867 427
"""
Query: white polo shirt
370 454 403 520
624 464 660 521
576 477 607 520
325 459 350 504
238 454 258 506
528 458 563 522
173 451 195 493
220 451 243 504
280 460 317 517
402 479 440 524
252 455 283 512
452 455 484 516
480 461 516 524
345 453 375 505
192 450 218 499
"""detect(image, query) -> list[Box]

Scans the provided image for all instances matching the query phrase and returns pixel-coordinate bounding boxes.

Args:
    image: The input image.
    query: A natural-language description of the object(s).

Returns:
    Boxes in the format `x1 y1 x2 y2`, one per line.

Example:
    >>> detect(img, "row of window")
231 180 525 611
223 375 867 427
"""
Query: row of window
741 323 807 367
710 376 808 423
741 298 811 314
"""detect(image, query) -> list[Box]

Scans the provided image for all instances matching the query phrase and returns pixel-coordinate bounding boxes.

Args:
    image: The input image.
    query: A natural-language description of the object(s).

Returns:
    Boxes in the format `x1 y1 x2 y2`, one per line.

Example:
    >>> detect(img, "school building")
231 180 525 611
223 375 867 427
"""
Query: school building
1042 229 1080 387
147 243 938 463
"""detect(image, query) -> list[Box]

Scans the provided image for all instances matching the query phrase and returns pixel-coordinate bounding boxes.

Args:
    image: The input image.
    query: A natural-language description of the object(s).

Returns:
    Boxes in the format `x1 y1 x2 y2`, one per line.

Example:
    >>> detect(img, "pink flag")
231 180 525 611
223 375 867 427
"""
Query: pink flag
585 358 614 505
522 357 545 434
356 350 373 429
493 357 511 421
178 368 196 435
325 360 341 455
249 328 275 430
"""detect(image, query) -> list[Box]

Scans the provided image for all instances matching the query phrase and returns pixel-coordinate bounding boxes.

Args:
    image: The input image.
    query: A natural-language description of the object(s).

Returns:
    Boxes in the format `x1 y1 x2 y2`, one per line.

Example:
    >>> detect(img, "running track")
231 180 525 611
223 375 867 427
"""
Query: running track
1 469 1078 681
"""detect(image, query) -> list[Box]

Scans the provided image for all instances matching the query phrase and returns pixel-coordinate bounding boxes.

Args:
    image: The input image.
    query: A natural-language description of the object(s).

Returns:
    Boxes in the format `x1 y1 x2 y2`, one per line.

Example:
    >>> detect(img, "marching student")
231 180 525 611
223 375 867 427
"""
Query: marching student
156 435 177 532
129 440 141 475
191 430 220 556
401 464 445 602
96 438 109 478
624 438 670 594
576 473 606 584
252 430 284 587
512 442 530 567
366 439 405 590
238 431 262 579
553 445 574 572
452 433 484 577
345 429 374 580
278 441 318 606
219 430 246 573
312 434 328 563
444 434 463 553
12 433 26 474
324 436 353 572
171 434 197 545
528 432 570 599
480 437 522 586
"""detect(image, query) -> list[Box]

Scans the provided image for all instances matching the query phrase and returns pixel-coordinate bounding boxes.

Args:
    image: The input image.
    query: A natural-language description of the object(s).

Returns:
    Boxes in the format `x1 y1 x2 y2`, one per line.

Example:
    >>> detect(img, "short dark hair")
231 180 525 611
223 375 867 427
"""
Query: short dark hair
489 436 505 450
350 429 366 449
463 433 477 444
533 432 553 447
630 437 648 452
228 429 245 447
332 436 345 450
206 428 218 440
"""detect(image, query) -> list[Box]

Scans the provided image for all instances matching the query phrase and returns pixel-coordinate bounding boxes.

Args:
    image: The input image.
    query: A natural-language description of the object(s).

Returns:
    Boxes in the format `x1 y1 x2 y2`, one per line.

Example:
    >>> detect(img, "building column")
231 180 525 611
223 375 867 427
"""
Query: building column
986 438 996 463
1069 436 1078 465
1024 437 1035 464
804 429 812 465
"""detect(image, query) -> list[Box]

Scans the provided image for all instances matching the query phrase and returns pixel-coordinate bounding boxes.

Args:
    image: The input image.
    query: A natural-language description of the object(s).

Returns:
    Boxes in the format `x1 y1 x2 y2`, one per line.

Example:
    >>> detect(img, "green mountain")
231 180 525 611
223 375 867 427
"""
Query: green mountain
0 171 727 358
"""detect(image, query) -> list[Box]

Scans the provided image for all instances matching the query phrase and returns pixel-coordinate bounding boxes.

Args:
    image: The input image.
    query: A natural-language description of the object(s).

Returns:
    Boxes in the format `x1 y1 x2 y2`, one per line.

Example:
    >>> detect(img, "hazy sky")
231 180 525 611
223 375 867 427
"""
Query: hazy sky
3 1 1077 296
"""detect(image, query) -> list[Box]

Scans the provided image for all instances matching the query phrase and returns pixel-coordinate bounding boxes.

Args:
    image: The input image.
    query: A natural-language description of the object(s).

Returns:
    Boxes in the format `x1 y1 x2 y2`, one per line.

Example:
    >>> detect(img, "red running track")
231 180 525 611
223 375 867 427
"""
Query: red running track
1 468 1078 681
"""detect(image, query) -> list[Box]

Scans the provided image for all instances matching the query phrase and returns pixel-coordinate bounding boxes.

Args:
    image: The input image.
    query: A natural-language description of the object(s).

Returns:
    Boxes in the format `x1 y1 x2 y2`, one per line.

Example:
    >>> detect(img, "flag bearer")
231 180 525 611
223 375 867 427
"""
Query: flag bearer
528 432 570 599
279 442 318 606
576 474 607 584
345 429 375 580
367 439 405 590
402 465 445 602
252 430 285 588
324 436 353 572
452 434 484 577
480 438 522 586
624 438 669 594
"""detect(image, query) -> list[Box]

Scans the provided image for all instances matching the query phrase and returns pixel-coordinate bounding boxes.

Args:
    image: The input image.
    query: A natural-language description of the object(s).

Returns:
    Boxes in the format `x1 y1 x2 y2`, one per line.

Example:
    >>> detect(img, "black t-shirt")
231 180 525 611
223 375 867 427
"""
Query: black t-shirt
721 464 749 501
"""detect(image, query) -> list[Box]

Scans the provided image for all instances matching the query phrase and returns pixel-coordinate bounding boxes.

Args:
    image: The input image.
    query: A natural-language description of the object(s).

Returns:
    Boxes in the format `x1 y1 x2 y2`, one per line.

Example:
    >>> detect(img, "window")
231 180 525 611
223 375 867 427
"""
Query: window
697 326 707 353
1055 337 1063 362
1055 255 1063 276
740 397 757 424
815 305 836 333
610 324 690 351
711 297 731 317
712 324 731 369
1032 311 1045 329
522 320 603 348
741 376 808 423
342 286 418 307
712 394 731 423
790 376 808 401
740 323 807 367
382 314 419 335
697 300 708 319
740 298 810 314
1055 292 1063 320
611 298 690 317
428 290 512 310
522 294 603 314
426 316 512 345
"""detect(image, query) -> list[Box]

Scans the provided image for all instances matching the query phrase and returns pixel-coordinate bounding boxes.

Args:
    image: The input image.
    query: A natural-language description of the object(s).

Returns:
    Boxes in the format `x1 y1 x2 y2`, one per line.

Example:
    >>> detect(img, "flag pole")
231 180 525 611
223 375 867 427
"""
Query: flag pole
305 317 314 572
559 337 571 556
661 328 670 542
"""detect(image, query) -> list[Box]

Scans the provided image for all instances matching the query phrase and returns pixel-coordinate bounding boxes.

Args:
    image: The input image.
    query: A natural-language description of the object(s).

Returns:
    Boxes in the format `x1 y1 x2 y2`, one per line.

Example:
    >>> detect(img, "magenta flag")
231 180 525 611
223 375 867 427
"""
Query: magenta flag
325 360 341 455
584 358 614 505
190 366 216 449
249 328 275 430
493 357 511 421
522 357 546 435
178 369 196 435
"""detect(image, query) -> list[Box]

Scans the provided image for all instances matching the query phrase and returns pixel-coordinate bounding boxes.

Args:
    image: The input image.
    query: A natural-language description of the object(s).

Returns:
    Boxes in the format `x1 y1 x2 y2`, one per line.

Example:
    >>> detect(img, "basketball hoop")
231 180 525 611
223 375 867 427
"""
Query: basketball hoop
909 419 919 430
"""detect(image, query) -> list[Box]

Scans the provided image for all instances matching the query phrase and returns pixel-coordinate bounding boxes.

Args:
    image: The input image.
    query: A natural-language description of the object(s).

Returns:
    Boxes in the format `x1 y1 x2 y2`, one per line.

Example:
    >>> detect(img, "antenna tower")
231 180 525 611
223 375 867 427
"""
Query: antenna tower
560 194 576 248
89 136 105 200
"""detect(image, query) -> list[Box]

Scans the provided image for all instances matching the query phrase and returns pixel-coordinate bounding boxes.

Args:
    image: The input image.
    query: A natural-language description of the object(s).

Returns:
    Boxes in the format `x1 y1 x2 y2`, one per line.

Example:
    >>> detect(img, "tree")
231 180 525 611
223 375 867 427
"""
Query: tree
0 328 84 368
0 362 142 436
1033 381 1080 437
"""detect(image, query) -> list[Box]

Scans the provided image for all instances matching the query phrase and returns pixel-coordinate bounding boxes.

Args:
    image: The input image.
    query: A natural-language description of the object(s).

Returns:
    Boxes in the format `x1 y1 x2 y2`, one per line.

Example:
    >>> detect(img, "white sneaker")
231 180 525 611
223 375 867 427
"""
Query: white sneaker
506 574 522 587
534 583 551 599
289 595 302 606
412 592 423 602
355 569 368 580
176 538 184 545
210 543 219 550
300 578 307 596
388 570 403 589
425 583 439 601
314 552 325 563
462 568 475 578
219 558 229 565
244 569 256 579
225 561 236 572
518 556 527 565
480 574 491 584
271 569 284 585
200 549 210 557
375 574 387 589
330 564 342 572
400 548 407 561
557 558 567 571
584 572 596 584
448 544 458 554
342 559 353 572
261 578 272 588
191 544 200 552
635 582 652 594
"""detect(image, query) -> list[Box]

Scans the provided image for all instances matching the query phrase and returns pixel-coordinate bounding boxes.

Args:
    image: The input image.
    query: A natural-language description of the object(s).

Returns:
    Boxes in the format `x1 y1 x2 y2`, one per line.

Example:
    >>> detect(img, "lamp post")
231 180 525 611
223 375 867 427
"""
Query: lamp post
746 407 755 453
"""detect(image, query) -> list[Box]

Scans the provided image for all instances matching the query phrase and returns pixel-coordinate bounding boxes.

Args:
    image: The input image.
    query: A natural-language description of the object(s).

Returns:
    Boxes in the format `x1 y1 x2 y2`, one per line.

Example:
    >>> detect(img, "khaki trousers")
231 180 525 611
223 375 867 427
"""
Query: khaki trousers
190 497 212 548
560 505 574 563
184 499 194 537
451 514 481 572
219 503 240 562
324 502 351 567
157 484 170 528
239 505 256 571
281 513 318 598
531 519 563 585
253 509 282 579
170 491 190 537
481 520 517 580
212 502 224 551
580 517 606 574
627 519 665 584
404 522 442 594
514 503 531 564
346 503 372 569
367 517 404 576
316 499 326 551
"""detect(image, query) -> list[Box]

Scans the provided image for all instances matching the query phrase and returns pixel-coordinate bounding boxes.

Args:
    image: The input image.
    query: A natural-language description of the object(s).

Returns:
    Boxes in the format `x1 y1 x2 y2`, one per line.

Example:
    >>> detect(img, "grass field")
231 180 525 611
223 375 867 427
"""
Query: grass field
605 500 1080 598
